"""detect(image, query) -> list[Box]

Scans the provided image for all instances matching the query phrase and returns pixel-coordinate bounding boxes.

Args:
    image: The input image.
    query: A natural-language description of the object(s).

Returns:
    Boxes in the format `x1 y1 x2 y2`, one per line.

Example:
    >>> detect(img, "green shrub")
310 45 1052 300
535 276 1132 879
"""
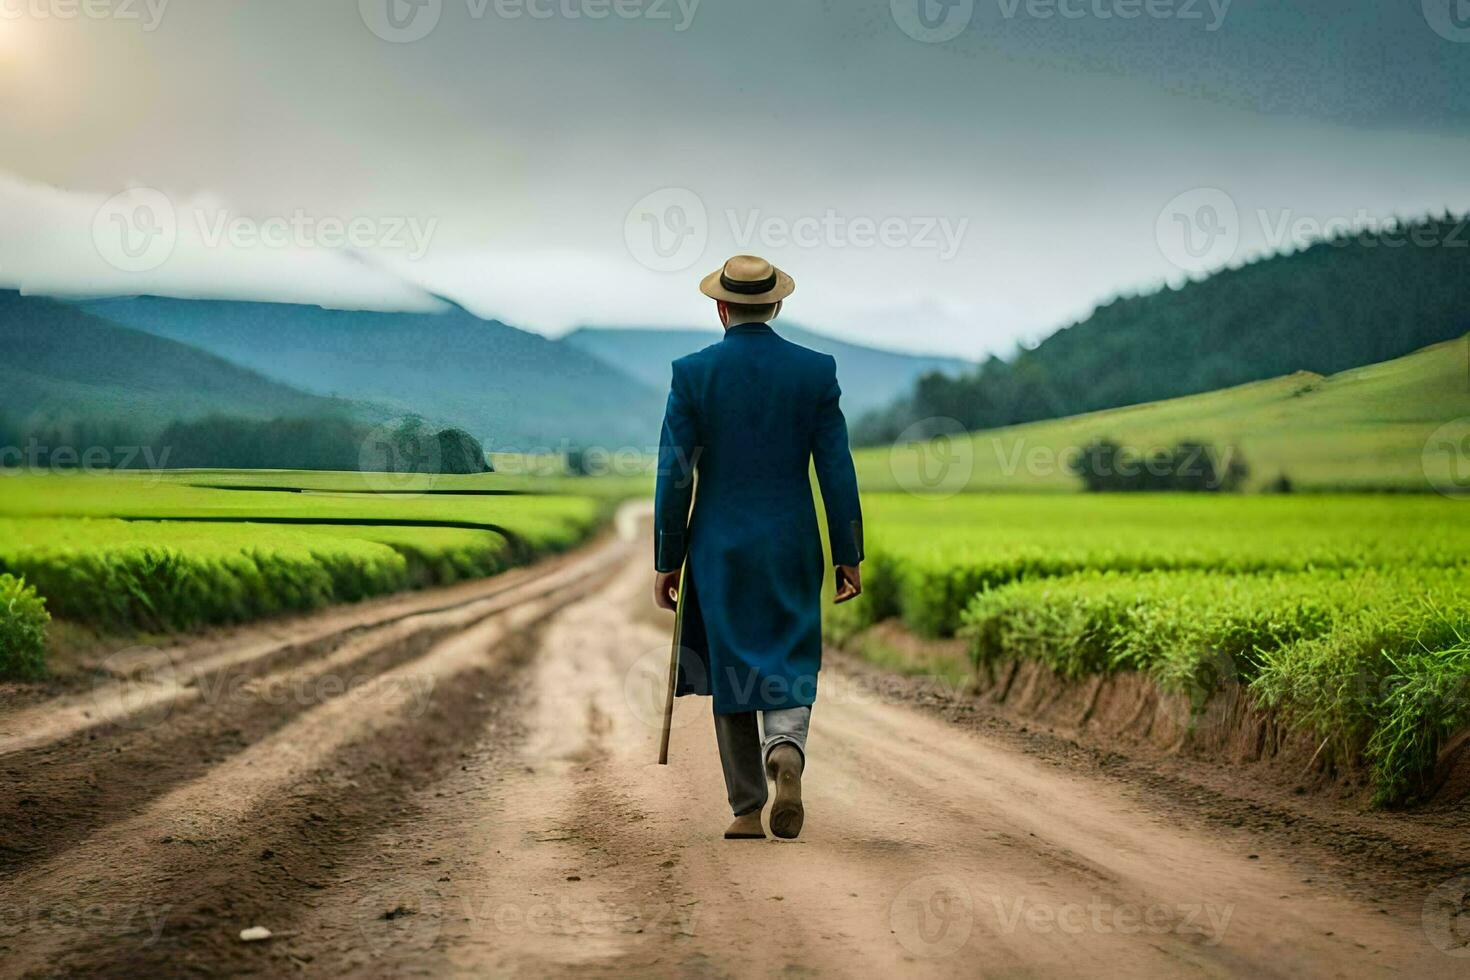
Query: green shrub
1254 604 1470 807
856 493 1470 638
0 573 50 680
1364 632 1470 807
959 568 1470 806
0 491 603 635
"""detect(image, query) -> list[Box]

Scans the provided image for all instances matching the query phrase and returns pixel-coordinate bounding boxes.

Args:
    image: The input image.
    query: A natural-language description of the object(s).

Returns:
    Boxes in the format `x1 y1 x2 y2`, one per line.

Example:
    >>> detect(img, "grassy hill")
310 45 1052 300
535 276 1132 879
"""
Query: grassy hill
563 323 970 419
78 295 666 449
0 291 368 432
859 336 1470 494
859 215 1470 443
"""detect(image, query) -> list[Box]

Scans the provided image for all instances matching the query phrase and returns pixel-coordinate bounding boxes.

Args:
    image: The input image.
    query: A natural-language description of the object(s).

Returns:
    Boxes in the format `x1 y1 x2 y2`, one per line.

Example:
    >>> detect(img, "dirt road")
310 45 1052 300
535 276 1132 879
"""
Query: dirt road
2 509 1465 978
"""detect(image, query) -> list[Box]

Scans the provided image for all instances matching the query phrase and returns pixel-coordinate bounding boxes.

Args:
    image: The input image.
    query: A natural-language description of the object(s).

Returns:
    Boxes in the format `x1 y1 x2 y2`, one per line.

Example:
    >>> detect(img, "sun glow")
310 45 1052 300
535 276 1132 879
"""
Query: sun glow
0 18 55 90
0 19 24 66
0 14 46 60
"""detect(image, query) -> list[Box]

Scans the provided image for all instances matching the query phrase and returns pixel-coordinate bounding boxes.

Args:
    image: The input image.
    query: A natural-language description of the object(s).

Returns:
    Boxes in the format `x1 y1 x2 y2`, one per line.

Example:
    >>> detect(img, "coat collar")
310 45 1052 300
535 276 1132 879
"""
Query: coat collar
723 321 776 338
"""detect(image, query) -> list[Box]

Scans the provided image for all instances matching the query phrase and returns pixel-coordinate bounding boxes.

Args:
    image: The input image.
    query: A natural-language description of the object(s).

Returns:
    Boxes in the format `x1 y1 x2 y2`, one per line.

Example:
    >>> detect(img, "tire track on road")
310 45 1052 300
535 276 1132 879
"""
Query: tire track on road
0 530 633 978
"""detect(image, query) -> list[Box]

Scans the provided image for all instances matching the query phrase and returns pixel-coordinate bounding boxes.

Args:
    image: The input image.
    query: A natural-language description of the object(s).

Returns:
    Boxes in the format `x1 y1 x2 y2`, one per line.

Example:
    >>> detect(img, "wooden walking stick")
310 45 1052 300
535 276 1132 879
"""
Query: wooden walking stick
658 564 686 765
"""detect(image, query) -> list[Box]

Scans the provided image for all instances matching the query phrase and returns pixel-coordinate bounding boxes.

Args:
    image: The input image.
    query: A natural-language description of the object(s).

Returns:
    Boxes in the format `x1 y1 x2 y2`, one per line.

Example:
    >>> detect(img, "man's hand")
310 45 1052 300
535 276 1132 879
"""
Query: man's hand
654 569 681 611
834 564 862 604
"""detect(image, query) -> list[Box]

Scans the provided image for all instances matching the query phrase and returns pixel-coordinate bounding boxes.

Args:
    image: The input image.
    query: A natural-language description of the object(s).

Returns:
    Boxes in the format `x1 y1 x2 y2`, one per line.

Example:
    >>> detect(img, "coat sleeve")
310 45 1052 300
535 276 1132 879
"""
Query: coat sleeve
654 359 698 573
812 355 864 567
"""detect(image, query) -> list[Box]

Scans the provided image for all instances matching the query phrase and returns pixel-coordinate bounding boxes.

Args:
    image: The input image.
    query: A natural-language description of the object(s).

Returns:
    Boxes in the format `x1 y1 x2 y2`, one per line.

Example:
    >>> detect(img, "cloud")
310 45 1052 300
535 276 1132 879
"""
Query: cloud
0 170 441 311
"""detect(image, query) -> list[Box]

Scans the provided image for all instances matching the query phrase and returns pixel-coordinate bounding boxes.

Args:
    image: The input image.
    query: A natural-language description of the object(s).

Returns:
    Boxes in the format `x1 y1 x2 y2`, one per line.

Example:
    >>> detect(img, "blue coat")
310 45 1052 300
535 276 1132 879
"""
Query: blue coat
654 321 864 714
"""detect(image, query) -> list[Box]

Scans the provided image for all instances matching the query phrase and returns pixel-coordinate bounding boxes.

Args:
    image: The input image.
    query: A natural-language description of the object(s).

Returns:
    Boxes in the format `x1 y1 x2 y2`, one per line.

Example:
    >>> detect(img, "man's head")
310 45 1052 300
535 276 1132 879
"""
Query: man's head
699 254 794 329
716 300 781 327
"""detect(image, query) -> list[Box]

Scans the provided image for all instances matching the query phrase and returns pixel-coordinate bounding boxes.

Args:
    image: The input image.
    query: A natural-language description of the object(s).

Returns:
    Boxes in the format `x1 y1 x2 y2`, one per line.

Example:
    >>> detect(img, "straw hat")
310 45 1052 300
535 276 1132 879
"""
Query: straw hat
699 254 795 304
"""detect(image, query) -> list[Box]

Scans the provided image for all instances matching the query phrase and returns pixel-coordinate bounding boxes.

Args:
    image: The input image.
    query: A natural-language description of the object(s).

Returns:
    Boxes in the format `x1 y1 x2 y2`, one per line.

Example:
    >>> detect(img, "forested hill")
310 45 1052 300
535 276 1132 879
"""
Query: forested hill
79 295 666 449
856 214 1470 444
0 291 370 431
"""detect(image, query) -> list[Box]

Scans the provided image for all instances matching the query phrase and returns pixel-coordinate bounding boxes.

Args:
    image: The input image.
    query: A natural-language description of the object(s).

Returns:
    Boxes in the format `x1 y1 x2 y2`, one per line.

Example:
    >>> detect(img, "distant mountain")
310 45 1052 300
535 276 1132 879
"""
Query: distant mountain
0 291 366 431
858 214 1470 444
78 296 666 449
563 323 971 419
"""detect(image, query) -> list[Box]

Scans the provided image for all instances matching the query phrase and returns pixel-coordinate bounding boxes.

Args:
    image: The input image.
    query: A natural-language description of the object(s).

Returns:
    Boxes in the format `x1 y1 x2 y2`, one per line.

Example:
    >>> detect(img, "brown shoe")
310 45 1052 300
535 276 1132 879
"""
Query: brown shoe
723 811 766 839
766 744 804 840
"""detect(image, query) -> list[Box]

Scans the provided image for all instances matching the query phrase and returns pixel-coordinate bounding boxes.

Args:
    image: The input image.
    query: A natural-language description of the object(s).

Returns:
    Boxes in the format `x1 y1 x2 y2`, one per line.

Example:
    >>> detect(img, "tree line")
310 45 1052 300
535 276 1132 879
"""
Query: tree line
0 413 490 474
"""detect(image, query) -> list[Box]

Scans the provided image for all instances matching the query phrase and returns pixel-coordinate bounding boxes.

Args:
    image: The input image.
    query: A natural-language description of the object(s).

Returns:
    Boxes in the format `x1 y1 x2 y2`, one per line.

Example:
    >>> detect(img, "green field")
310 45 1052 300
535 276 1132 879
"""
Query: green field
5 338 1469 804
0 470 630 672
832 493 1470 638
830 492 1470 805
856 337 1470 494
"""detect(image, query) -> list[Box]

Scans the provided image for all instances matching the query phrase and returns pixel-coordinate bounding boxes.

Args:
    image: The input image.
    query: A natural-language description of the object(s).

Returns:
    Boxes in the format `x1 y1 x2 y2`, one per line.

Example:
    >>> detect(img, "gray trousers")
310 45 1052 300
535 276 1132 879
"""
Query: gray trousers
713 705 810 817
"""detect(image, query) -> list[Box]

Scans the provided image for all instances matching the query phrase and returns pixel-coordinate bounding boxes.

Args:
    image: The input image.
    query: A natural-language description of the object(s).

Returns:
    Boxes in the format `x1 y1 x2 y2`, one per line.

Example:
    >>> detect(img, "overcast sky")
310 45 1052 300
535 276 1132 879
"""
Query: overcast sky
1 0 1467 357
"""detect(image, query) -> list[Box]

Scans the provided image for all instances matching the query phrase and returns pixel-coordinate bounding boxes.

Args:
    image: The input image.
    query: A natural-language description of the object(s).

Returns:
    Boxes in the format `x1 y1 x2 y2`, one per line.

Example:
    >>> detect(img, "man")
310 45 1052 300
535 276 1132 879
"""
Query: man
653 254 864 841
